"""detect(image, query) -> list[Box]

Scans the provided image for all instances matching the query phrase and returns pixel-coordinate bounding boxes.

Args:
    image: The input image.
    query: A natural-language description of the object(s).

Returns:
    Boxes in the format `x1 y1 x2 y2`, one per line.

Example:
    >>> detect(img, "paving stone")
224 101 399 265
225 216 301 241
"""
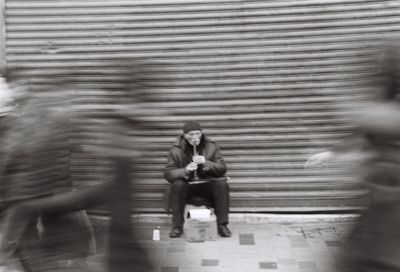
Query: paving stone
239 260 262 271
201 259 219 266
85 217 357 272
277 258 297 265
290 239 309 245
161 267 180 272
277 266 300 272
324 240 342 247
180 258 201 269
290 240 309 248
298 261 319 271
239 234 255 245
308 238 329 252
259 261 278 269
167 241 186 253
167 246 186 253
293 249 314 262
289 235 306 241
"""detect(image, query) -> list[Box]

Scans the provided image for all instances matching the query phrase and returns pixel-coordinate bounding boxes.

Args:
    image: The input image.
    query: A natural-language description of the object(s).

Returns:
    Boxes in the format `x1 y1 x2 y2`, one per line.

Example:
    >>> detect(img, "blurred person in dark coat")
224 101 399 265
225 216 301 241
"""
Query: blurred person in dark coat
164 121 231 238
0 62 159 272
306 43 400 272
0 73 97 272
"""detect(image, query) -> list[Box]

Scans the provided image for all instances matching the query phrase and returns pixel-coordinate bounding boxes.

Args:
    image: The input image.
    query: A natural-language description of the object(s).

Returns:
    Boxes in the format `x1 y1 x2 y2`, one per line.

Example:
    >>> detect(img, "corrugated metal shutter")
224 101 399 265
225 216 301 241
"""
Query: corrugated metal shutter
0 0 5 71
4 0 400 213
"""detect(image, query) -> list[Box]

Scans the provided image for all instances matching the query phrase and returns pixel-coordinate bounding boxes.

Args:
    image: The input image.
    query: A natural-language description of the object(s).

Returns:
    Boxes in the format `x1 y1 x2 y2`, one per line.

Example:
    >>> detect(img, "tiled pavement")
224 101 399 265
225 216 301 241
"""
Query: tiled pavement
92 214 358 272
0 214 357 272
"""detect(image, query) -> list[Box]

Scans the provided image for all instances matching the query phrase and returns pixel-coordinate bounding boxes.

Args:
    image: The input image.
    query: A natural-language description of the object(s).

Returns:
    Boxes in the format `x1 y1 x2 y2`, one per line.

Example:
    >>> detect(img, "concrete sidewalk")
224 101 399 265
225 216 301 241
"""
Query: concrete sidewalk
92 213 358 272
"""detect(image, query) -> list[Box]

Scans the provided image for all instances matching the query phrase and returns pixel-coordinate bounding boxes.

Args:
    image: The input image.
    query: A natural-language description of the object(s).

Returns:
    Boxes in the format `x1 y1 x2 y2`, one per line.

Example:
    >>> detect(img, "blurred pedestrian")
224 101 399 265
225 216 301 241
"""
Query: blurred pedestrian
306 43 400 272
0 71 97 272
0 61 160 272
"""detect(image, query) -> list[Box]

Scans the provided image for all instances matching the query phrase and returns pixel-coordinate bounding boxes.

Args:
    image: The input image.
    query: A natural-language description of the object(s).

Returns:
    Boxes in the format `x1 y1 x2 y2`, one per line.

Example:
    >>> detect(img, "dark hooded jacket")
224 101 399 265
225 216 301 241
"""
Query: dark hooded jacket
164 134 227 183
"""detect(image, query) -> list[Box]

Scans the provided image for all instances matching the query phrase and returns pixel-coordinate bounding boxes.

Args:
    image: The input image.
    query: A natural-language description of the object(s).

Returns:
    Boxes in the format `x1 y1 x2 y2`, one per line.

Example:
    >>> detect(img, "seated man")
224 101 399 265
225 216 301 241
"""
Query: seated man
164 121 231 238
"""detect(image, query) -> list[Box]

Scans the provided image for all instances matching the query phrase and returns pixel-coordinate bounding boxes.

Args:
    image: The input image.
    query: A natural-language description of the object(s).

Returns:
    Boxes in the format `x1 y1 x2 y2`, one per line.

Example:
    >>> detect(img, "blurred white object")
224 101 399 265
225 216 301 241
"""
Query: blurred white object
304 151 333 168
152 229 160 241
188 209 211 219
0 265 23 272
0 78 14 116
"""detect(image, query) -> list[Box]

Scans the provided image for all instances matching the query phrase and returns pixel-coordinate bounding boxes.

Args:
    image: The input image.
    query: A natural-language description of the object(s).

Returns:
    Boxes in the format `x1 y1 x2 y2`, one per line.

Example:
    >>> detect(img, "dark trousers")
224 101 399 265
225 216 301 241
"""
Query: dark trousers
170 179 230 227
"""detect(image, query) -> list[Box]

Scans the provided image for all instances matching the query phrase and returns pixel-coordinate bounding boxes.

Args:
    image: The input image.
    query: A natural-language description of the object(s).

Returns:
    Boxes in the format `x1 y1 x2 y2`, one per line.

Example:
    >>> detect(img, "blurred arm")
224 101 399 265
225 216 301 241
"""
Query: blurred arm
354 102 400 136
305 133 366 168
19 181 113 215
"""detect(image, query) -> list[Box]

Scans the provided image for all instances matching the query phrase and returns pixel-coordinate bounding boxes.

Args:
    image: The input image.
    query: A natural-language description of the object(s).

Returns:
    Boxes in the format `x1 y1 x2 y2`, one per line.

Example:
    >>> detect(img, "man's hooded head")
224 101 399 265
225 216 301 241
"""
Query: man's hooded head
182 121 202 147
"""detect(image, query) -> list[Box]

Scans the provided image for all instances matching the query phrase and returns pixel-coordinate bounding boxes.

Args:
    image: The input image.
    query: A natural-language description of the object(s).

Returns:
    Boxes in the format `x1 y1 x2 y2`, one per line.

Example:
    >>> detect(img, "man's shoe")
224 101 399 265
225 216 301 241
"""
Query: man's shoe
169 227 183 238
218 224 231 237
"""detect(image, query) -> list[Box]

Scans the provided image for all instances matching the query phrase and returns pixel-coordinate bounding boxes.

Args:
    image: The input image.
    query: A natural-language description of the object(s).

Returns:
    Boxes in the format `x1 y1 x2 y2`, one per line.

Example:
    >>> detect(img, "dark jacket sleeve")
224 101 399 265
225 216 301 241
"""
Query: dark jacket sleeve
203 144 227 177
164 148 187 183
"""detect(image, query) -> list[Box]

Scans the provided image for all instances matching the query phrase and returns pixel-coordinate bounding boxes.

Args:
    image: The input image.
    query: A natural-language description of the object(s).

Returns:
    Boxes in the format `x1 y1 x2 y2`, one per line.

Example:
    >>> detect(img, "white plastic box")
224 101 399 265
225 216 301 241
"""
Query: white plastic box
183 204 218 242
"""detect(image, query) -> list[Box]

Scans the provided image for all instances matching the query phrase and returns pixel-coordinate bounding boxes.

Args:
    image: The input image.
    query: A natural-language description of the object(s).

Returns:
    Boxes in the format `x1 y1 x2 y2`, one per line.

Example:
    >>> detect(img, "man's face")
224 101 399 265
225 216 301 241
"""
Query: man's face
184 130 202 146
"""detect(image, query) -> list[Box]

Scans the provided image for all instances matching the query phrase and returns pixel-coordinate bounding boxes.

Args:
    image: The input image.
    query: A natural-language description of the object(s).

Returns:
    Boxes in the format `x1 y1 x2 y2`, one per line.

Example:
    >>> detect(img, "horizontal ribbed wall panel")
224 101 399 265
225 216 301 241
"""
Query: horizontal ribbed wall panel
5 0 400 213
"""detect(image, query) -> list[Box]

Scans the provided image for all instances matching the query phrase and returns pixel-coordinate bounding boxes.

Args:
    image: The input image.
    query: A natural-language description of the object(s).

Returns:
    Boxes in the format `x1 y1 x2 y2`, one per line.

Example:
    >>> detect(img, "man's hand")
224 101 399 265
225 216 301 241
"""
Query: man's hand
192 155 205 165
185 162 198 173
